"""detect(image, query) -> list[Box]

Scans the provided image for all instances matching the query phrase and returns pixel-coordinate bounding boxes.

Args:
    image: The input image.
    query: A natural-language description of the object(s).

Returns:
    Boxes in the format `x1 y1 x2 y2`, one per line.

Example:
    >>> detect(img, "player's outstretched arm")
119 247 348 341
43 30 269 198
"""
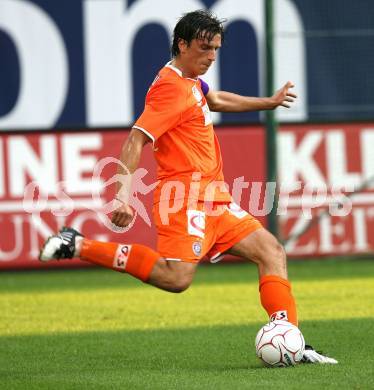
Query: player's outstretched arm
205 81 296 113
111 128 151 227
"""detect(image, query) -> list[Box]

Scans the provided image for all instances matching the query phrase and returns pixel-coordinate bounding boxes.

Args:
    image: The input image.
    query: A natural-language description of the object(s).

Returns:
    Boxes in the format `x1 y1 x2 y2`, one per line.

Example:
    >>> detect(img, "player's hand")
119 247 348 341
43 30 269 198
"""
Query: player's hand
271 81 297 109
111 200 134 227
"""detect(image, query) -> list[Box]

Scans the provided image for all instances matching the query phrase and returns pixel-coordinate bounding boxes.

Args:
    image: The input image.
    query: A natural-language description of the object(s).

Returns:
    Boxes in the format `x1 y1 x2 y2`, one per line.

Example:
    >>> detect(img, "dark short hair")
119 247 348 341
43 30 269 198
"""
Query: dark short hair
171 10 225 57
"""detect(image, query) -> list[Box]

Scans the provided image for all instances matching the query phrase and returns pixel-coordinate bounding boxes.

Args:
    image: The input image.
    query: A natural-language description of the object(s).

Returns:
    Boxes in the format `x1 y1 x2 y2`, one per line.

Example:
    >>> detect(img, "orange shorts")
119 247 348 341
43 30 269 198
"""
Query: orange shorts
153 201 263 263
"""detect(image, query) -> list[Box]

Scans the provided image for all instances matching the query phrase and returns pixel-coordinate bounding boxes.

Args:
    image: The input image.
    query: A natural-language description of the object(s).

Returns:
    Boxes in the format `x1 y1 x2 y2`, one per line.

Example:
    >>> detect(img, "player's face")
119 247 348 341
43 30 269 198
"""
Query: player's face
179 33 221 77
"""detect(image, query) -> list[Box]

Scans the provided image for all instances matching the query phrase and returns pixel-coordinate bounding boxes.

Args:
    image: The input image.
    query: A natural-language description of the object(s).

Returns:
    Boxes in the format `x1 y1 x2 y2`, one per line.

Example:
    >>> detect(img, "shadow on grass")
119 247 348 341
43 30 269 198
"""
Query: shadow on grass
0 258 374 294
0 319 373 389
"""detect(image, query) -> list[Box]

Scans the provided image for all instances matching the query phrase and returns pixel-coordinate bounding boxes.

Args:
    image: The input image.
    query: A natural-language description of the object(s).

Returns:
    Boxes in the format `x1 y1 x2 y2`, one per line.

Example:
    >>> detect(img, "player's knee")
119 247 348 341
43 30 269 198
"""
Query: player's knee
169 276 192 293
163 260 196 293
270 240 285 260
258 238 286 267
272 241 286 264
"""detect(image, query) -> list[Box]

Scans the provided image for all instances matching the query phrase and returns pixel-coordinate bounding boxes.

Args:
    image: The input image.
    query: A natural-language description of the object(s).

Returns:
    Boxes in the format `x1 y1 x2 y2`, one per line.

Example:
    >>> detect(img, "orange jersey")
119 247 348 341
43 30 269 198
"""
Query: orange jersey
134 63 231 204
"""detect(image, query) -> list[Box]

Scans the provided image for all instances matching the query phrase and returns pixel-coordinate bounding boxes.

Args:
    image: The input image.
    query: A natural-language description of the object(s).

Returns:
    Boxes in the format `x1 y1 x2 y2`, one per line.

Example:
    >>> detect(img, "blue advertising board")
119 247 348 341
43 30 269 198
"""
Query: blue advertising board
0 0 373 130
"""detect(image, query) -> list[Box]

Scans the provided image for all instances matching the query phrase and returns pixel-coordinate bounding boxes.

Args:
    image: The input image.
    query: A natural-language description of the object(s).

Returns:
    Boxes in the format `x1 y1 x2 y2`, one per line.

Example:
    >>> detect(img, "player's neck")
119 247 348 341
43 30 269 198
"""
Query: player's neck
170 59 198 79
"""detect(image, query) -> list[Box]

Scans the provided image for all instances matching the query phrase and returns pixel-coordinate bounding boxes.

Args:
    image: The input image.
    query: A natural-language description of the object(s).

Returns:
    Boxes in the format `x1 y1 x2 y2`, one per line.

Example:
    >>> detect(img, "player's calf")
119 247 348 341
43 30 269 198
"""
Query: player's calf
39 228 196 294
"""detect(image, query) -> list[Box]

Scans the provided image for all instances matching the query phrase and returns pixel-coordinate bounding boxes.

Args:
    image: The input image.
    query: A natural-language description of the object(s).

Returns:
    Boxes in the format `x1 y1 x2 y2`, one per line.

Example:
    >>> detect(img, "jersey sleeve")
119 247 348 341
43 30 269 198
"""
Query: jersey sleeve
133 80 186 143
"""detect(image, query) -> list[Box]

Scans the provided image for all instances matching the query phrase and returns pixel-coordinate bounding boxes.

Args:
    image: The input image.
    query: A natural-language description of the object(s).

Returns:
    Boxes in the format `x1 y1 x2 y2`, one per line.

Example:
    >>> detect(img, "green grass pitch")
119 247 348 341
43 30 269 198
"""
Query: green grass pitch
0 258 374 389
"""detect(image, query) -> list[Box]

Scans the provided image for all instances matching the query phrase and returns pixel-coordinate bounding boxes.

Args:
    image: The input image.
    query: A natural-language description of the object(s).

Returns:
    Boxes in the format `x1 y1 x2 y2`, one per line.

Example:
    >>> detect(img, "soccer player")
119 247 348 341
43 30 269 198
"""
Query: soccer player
40 10 336 364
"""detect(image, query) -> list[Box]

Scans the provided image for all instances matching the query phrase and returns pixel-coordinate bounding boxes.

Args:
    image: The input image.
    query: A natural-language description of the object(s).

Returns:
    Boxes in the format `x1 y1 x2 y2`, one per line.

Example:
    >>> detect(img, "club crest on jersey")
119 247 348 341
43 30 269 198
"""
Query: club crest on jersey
192 85 202 102
187 210 205 239
113 244 132 270
270 311 288 322
192 241 202 256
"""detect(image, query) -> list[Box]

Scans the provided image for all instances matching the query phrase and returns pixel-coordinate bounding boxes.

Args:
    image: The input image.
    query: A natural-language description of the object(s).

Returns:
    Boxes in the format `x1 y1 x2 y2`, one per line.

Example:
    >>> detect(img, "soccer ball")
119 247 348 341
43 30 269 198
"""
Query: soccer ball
255 320 305 367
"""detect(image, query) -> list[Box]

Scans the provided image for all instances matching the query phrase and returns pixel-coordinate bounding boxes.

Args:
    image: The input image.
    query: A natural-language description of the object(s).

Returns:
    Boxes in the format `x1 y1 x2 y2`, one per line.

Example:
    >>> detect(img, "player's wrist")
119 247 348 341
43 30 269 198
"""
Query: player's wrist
115 184 130 206
266 96 278 110
114 195 127 206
